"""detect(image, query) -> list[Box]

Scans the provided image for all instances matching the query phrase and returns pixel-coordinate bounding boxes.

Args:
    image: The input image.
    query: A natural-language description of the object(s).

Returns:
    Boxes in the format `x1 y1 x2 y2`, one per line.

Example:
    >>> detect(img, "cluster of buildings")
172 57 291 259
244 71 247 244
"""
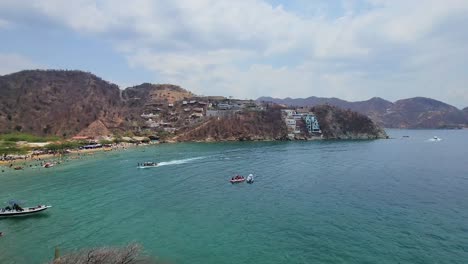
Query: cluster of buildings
139 97 264 133
281 109 321 139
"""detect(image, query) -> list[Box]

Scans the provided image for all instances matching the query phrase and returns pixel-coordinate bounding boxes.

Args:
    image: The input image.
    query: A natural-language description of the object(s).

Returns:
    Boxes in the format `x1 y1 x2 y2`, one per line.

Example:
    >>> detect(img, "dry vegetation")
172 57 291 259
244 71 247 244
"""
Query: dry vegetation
312 105 388 139
176 109 287 141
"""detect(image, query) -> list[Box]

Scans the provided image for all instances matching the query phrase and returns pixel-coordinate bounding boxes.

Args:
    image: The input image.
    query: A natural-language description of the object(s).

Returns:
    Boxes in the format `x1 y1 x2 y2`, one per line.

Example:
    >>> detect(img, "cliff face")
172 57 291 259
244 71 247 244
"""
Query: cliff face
0 70 124 137
175 109 287 142
311 105 388 139
259 96 467 129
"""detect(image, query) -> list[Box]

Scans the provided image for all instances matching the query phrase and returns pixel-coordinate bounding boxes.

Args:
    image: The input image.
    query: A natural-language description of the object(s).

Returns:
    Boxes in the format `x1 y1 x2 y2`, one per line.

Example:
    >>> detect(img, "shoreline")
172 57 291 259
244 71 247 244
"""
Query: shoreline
0 142 143 168
0 135 388 169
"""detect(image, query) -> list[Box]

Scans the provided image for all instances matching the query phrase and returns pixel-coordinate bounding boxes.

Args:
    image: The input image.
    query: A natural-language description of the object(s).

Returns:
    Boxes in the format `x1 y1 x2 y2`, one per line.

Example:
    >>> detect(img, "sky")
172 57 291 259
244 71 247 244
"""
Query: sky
0 0 467 108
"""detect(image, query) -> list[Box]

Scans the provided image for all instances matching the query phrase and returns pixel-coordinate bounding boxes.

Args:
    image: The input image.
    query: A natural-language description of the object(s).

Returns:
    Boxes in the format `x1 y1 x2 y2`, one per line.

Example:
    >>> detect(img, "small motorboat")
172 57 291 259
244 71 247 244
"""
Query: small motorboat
246 174 254 184
230 175 245 184
43 162 54 168
13 166 23 170
137 162 158 169
429 136 442 142
0 202 51 217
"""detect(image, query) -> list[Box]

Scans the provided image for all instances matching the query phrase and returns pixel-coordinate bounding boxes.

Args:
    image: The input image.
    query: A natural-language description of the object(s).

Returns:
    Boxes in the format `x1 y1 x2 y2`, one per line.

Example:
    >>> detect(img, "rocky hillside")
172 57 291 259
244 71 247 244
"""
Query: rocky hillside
0 71 198 137
258 96 467 129
174 108 287 142
175 105 387 141
0 70 124 137
311 105 388 139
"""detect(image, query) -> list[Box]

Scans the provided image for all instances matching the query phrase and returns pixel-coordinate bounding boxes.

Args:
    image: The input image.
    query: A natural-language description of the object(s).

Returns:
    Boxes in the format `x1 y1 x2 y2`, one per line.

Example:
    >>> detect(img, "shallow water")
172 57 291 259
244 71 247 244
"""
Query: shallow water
1 129 467 264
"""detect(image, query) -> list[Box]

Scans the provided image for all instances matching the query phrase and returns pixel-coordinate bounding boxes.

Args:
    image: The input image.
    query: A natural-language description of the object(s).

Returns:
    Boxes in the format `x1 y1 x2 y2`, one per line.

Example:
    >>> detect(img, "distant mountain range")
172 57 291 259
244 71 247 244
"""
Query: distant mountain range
258 96 468 129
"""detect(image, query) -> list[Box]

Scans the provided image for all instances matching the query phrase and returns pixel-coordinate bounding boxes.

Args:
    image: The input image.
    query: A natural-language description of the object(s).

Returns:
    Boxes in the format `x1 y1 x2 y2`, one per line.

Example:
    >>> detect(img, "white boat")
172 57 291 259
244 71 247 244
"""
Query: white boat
43 162 54 168
246 174 254 184
137 162 158 169
429 136 442 142
0 203 51 217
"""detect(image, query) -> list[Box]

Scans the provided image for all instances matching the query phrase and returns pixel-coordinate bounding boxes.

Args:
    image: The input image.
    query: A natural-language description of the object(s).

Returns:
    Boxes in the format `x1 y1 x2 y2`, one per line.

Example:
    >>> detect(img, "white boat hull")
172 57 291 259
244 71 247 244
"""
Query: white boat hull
137 165 158 169
0 205 51 217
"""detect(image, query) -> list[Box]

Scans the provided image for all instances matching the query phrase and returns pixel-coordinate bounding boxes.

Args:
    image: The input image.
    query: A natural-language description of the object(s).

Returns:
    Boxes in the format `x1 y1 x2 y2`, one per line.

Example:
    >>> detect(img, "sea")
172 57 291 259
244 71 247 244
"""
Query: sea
0 129 467 264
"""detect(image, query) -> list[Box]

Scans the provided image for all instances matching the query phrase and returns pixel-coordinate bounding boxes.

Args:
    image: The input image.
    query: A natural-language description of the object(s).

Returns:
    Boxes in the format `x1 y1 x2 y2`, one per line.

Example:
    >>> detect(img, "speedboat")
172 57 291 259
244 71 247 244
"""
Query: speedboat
230 175 245 184
429 136 442 142
246 174 254 184
137 162 158 168
0 202 51 217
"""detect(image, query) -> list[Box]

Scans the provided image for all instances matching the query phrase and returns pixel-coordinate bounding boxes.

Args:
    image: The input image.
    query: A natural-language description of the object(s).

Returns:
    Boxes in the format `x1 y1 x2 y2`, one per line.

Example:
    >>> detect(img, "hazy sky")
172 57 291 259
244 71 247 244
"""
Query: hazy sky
0 0 467 108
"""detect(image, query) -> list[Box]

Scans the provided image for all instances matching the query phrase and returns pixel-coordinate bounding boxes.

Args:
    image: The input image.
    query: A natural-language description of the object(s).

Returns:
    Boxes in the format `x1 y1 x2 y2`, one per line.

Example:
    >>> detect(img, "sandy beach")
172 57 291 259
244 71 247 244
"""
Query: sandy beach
0 142 144 169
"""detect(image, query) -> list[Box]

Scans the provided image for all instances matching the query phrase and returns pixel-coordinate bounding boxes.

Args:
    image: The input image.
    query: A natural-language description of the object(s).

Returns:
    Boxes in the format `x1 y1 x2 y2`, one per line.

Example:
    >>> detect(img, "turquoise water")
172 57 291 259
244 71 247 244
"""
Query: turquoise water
1 129 468 264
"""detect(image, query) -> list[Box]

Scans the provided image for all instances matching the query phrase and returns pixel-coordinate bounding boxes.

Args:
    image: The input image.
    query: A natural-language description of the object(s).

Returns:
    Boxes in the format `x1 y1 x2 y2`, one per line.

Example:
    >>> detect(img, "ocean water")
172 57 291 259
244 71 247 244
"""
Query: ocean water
0 129 467 264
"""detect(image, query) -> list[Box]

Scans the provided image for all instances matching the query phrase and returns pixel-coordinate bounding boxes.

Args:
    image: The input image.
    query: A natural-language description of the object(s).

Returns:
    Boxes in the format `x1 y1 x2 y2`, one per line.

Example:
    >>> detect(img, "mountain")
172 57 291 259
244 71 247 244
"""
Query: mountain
0 71 201 137
0 70 125 137
383 97 466 128
258 96 467 129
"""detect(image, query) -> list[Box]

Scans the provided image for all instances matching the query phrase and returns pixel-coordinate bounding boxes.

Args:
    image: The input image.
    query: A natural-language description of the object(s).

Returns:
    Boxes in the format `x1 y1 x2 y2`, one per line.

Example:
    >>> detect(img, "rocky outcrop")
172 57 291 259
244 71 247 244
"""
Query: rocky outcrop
311 105 388 139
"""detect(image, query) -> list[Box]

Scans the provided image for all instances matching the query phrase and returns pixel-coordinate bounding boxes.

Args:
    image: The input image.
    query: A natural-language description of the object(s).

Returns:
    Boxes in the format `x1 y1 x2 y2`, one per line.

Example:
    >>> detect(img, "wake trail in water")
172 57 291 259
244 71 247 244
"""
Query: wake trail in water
157 156 206 167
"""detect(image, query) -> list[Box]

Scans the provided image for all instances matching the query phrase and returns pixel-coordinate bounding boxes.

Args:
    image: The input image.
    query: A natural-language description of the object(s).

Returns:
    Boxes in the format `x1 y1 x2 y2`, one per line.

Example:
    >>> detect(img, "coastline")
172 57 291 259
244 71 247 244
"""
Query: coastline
0 143 141 168
0 134 388 170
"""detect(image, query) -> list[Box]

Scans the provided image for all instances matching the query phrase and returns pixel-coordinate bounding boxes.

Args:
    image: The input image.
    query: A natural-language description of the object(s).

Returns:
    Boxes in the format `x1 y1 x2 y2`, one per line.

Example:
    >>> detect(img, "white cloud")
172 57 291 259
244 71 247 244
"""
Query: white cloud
1 0 468 107
0 53 42 75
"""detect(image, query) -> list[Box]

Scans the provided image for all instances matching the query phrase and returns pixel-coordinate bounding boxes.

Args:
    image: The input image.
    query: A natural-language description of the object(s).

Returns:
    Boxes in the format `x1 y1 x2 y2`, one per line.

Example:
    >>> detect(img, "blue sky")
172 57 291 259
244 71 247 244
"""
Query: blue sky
0 0 467 108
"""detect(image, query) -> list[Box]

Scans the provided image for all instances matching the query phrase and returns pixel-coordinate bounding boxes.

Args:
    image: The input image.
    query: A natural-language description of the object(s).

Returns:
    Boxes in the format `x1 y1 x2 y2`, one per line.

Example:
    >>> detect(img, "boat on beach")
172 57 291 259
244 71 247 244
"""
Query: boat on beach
1 201 51 217
137 162 158 168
